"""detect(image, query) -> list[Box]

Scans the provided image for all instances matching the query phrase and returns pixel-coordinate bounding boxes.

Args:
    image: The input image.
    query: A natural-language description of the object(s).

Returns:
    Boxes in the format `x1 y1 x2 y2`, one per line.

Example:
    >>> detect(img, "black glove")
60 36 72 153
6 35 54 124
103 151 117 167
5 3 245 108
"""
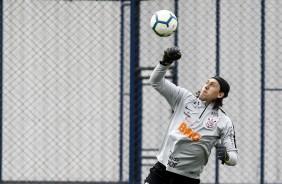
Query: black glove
160 46 181 66
215 143 229 164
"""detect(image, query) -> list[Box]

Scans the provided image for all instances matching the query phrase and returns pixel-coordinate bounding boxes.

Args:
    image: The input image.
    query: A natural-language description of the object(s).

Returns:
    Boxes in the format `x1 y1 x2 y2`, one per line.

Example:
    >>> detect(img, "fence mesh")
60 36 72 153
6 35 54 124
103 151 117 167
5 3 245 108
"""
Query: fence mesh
3 0 129 182
2 0 282 184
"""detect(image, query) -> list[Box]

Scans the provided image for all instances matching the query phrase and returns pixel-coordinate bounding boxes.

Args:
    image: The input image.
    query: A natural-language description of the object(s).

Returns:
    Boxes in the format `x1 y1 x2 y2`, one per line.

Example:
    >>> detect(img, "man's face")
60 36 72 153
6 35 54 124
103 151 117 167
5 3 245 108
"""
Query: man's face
199 78 224 103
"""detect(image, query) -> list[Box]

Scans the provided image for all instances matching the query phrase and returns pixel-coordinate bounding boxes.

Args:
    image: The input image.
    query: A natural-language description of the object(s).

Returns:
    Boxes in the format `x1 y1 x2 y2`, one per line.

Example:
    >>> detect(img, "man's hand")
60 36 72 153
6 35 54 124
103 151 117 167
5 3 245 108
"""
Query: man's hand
160 46 181 66
215 143 229 164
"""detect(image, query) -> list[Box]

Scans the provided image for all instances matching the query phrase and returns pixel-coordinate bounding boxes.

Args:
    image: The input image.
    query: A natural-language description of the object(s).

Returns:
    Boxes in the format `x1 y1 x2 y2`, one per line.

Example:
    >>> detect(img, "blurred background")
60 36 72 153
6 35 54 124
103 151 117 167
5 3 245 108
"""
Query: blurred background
2 0 282 183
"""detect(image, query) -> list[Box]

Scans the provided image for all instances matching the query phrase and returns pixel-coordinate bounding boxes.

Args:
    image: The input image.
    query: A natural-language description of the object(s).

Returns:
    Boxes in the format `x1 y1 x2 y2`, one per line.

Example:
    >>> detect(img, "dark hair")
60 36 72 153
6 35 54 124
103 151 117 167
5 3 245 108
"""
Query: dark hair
196 76 230 110
196 90 223 110
212 76 230 98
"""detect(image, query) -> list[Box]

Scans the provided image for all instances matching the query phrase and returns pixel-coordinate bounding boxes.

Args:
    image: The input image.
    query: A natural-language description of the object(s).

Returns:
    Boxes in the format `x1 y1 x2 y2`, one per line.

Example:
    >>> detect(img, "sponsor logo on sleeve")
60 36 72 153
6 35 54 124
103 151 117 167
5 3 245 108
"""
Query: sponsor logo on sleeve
184 105 193 118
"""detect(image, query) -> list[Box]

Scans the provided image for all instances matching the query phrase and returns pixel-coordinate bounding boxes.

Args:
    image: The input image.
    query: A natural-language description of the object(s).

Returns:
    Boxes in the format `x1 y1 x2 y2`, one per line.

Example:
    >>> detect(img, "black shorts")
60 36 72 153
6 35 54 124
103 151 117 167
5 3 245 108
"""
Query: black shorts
144 162 200 184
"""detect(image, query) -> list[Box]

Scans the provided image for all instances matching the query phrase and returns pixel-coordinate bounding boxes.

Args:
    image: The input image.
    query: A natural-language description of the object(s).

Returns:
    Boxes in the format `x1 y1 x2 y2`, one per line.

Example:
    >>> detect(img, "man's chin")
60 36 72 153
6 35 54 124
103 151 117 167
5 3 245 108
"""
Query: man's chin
199 96 208 102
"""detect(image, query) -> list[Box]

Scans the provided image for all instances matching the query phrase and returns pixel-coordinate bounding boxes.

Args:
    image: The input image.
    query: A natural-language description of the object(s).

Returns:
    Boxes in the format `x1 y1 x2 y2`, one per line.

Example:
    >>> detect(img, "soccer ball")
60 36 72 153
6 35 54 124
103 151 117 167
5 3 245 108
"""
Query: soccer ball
150 10 178 37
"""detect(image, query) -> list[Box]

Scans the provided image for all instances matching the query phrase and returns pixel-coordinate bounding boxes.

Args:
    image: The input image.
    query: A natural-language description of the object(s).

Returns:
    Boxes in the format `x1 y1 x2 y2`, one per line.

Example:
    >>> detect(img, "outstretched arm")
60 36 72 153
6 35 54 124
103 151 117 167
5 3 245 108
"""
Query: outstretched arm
149 47 184 110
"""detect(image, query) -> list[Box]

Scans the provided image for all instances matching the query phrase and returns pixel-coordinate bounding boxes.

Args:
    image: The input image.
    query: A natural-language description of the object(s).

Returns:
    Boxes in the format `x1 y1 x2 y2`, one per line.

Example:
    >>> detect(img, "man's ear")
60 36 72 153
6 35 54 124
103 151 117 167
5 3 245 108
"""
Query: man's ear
217 92 224 99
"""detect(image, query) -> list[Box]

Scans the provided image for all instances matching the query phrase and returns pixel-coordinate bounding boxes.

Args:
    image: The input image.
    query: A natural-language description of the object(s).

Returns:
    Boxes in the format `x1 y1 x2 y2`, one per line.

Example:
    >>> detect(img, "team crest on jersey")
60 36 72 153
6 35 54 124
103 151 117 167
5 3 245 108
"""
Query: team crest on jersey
205 117 218 130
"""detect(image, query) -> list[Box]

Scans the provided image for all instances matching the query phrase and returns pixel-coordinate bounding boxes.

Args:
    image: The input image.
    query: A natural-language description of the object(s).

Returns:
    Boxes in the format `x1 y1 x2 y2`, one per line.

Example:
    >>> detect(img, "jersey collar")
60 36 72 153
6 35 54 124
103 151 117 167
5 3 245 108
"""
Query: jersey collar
196 98 215 109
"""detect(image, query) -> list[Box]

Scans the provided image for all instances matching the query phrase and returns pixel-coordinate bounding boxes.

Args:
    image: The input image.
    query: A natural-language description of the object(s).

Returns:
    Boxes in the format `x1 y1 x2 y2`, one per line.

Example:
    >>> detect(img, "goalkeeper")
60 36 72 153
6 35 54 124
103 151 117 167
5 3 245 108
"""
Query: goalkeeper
144 47 238 184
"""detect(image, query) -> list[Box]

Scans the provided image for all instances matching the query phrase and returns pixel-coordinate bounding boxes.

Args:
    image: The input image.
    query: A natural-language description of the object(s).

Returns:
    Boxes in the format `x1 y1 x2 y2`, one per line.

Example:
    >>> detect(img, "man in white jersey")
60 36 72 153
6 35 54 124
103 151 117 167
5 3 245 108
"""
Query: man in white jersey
144 47 238 184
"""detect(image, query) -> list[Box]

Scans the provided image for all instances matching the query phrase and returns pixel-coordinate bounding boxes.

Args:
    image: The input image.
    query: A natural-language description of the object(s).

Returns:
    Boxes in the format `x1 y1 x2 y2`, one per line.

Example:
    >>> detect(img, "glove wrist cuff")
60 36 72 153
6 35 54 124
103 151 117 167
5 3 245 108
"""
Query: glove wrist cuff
225 152 230 161
160 60 173 66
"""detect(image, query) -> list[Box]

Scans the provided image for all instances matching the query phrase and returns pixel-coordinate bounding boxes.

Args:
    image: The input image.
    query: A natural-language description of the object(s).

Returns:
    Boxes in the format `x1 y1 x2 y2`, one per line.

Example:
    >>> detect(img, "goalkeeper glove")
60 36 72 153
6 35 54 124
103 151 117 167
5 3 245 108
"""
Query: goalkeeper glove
160 46 181 66
215 143 229 163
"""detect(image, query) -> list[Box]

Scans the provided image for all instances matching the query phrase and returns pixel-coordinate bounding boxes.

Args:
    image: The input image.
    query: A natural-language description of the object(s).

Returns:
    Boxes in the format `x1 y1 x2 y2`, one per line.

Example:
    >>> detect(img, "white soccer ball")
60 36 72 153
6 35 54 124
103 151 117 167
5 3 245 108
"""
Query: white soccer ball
150 10 178 37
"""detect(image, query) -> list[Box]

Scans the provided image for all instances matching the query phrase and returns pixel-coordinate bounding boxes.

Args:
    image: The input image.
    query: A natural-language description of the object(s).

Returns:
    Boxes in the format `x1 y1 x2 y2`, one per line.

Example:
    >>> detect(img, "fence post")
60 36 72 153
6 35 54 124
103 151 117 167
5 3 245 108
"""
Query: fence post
260 0 265 183
129 0 142 183
215 0 221 182
0 0 3 182
172 0 179 85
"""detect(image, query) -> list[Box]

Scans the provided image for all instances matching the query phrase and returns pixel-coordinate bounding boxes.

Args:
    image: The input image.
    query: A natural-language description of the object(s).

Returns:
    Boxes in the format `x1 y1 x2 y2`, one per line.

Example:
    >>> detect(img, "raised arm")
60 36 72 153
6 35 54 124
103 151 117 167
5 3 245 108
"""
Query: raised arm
149 47 184 110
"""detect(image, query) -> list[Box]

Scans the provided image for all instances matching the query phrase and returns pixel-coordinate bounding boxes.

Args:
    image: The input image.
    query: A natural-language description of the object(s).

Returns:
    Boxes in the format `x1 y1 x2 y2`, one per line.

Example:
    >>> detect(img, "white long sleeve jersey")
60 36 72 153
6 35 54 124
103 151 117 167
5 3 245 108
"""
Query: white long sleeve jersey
149 64 238 179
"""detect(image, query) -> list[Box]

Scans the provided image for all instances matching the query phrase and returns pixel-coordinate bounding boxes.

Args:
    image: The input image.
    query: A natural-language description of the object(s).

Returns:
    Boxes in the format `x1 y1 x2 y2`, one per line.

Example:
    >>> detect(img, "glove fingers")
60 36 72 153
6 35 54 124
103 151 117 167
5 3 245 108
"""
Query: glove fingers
174 52 181 59
166 47 181 60
215 143 227 161
160 46 181 66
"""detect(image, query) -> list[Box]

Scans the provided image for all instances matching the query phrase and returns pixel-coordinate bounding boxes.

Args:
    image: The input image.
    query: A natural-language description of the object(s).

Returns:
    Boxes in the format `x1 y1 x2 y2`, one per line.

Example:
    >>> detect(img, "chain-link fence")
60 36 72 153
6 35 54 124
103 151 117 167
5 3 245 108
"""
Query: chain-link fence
3 0 130 182
2 0 282 184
